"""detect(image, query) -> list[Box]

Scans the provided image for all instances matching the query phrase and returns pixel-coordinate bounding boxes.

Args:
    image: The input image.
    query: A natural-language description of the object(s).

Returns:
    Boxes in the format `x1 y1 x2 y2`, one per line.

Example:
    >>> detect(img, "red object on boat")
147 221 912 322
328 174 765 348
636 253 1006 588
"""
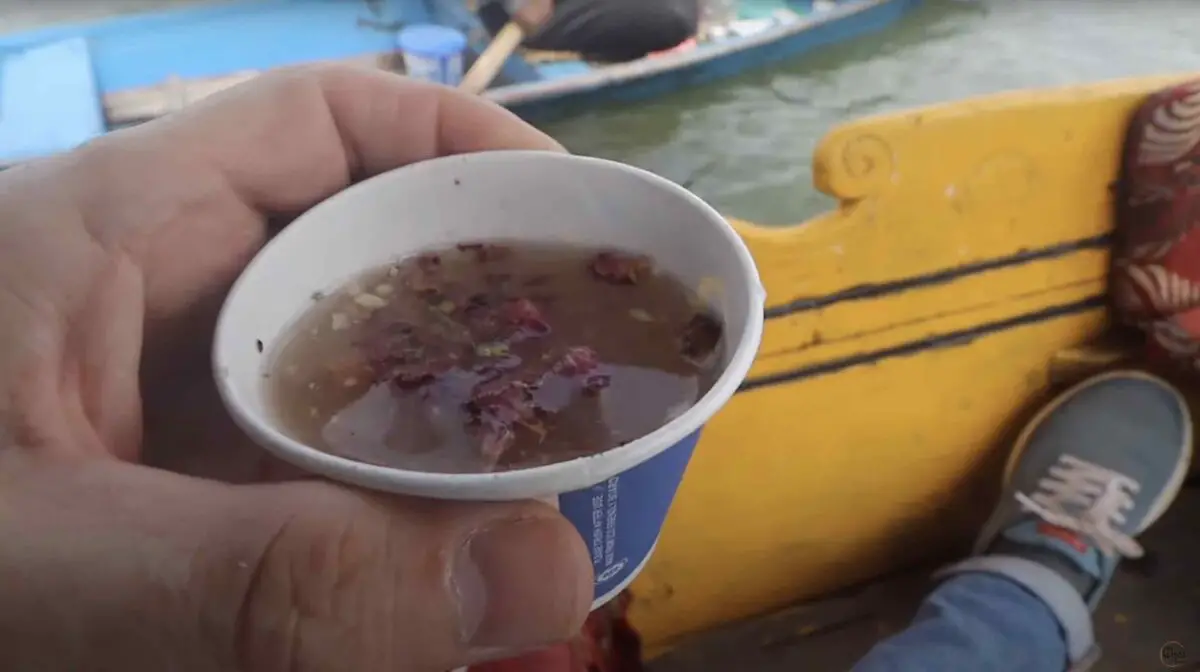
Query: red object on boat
648 37 698 58
467 645 573 672
467 592 644 672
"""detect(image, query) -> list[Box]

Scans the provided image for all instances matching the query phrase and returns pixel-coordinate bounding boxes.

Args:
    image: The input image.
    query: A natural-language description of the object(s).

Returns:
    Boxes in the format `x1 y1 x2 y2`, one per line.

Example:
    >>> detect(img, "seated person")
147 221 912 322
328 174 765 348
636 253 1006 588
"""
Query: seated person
477 0 699 63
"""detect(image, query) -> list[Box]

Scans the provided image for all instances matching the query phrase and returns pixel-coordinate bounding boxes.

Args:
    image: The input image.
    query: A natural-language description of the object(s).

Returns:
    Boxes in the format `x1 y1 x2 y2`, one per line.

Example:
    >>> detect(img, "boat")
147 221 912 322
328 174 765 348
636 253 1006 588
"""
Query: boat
522 72 1199 669
0 0 919 166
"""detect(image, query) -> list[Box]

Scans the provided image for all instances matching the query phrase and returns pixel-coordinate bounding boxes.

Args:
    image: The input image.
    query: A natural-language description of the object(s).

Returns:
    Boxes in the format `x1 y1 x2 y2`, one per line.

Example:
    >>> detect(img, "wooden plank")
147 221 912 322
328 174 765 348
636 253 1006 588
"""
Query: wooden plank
0 37 105 164
101 53 394 124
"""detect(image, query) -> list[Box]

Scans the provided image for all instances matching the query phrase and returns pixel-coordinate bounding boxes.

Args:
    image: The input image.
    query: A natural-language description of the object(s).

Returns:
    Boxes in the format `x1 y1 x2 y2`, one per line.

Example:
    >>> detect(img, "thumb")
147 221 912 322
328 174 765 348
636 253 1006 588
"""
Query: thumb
0 456 593 672
228 479 594 671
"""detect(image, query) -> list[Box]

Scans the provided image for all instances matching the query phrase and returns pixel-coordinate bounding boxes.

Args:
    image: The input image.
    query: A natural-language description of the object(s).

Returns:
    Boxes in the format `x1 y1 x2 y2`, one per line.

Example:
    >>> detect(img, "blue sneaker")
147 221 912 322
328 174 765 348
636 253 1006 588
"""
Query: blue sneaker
939 370 1192 670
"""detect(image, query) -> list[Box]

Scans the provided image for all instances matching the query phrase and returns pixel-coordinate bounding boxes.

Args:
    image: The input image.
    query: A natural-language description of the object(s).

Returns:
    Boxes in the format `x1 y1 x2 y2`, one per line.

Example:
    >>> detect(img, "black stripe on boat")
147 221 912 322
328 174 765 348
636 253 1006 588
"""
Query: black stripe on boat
763 234 1111 319
740 295 1106 392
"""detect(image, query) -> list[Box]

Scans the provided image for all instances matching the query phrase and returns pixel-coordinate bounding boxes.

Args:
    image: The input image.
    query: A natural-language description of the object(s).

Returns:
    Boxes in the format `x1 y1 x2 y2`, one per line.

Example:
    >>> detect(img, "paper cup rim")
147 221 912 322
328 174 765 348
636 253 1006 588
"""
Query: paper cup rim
214 151 765 501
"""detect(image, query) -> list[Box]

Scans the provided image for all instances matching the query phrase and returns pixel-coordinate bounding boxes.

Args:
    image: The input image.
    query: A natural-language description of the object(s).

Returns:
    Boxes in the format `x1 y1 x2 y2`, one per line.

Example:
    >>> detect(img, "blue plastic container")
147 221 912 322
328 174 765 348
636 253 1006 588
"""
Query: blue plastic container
397 24 468 86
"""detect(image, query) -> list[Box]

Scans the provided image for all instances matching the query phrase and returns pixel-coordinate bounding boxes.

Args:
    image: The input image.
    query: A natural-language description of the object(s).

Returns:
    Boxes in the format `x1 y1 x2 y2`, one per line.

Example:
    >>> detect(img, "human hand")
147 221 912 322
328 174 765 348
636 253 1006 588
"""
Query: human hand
0 66 592 672
507 0 554 30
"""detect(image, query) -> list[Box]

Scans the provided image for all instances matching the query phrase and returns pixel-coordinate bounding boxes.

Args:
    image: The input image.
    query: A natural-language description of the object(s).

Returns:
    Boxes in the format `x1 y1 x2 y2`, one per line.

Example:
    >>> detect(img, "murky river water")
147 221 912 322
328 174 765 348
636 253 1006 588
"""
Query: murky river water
6 0 1200 223
545 0 1200 223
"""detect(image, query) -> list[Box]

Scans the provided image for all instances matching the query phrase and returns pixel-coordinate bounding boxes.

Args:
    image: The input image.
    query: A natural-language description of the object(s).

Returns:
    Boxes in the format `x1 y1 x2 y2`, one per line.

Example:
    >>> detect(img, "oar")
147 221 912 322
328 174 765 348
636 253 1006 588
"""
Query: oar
459 20 526 95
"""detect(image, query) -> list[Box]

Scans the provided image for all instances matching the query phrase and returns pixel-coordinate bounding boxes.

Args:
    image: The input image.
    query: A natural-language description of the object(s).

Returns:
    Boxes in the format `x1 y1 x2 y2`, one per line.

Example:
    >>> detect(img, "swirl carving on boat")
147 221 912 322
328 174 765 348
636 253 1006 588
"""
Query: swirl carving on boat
834 134 895 198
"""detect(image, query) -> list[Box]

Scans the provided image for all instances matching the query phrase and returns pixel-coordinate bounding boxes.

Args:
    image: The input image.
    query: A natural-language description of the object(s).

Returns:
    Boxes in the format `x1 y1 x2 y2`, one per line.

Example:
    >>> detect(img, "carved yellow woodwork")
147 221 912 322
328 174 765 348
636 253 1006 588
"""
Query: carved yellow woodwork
628 73 1199 655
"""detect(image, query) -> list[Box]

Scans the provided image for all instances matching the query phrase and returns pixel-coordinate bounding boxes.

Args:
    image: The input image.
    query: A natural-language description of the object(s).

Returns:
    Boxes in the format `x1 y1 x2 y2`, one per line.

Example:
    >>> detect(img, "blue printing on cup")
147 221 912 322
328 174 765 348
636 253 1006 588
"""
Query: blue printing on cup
557 428 702 603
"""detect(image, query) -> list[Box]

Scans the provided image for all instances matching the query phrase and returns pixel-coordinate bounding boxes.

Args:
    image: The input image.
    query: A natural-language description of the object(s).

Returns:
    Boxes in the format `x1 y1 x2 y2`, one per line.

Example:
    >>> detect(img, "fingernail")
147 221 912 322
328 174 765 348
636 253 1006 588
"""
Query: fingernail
452 516 590 656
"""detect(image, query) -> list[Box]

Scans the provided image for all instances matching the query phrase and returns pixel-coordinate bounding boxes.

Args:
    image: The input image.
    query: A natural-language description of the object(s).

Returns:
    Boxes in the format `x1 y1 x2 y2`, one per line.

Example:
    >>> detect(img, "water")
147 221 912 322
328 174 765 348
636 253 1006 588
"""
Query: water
5 0 1200 224
542 0 1200 224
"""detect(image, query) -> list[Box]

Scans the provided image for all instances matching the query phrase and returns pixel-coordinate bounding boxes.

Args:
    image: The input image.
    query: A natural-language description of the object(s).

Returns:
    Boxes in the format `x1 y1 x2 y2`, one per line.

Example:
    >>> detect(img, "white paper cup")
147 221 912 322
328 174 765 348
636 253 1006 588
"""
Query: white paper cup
213 151 765 606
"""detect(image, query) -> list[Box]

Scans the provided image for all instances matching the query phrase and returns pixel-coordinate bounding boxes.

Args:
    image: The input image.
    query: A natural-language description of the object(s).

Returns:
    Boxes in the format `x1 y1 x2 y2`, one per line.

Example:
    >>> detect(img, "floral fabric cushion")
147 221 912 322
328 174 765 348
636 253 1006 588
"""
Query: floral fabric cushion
1112 80 1200 368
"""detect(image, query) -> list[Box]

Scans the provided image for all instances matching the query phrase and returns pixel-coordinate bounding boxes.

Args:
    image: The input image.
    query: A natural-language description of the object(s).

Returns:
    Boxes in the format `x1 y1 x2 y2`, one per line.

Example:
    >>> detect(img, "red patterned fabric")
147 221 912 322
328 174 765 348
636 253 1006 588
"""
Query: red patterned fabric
467 592 644 672
467 645 574 672
1111 79 1200 366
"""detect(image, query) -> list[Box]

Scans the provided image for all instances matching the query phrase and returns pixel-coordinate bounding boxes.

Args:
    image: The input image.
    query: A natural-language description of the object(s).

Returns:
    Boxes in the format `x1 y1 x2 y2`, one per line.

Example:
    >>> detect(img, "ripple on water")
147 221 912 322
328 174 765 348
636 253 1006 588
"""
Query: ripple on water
544 0 1200 225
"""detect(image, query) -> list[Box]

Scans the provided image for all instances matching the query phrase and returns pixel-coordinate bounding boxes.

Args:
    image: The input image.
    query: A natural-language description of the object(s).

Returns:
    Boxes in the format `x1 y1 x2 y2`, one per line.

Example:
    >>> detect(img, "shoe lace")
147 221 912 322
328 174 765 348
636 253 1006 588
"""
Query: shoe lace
1013 454 1144 559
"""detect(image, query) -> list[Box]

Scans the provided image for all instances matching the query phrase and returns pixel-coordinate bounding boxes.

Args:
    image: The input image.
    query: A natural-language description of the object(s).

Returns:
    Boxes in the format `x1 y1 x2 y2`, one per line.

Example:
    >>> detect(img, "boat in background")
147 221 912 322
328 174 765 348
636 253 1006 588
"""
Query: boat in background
610 71 1200 661
0 0 919 166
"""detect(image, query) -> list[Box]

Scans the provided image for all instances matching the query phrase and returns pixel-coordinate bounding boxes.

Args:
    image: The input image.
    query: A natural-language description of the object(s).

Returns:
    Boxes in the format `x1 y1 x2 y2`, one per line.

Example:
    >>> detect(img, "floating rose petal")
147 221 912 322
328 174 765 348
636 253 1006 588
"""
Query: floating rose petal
554 346 600 377
590 252 653 285
680 312 723 366
503 297 551 336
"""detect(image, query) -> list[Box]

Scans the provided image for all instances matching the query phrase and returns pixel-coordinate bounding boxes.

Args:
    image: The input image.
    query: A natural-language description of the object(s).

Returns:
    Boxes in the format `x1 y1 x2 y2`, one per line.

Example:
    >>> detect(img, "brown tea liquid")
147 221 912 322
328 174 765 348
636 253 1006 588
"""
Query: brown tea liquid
267 241 724 473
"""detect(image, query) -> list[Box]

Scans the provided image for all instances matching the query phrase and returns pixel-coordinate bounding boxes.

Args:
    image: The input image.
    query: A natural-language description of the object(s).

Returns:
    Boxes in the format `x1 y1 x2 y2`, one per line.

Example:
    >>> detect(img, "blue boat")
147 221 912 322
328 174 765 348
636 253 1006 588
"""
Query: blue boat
0 0 918 166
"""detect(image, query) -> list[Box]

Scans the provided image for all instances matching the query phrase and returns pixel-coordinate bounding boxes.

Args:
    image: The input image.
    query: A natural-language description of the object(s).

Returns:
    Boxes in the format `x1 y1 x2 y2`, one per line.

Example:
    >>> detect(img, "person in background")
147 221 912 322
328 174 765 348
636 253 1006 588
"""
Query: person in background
476 0 700 63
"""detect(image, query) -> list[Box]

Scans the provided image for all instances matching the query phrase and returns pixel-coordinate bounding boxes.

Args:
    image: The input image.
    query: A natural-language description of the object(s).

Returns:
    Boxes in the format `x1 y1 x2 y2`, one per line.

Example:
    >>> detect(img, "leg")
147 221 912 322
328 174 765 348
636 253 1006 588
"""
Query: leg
856 370 1192 672
853 573 1067 672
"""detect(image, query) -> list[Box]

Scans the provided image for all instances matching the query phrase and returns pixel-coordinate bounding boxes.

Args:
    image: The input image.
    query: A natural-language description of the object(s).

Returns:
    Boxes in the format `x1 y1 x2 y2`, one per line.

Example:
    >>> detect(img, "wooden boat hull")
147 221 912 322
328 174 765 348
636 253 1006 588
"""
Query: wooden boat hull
488 0 918 119
625 72 1200 656
0 0 918 165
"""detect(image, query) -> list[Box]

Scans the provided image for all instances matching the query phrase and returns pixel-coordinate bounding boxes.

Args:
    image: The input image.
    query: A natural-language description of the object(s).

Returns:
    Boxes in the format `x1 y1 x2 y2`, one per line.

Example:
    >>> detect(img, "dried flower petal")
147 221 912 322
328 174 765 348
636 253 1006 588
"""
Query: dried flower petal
502 297 551 336
680 312 723 366
554 346 600 377
323 242 721 473
417 253 442 273
391 367 435 390
464 292 491 312
590 252 653 285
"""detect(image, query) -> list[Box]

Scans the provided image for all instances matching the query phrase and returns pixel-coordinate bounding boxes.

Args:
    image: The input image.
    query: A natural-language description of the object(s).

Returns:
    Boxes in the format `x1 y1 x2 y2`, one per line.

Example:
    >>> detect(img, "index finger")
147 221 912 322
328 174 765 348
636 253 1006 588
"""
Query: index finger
44 65 562 331
137 64 564 213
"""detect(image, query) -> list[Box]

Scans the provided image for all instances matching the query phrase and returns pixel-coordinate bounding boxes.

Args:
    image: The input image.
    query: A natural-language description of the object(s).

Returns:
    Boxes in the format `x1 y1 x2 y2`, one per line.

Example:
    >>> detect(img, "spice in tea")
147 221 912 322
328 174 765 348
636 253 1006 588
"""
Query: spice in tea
267 241 725 473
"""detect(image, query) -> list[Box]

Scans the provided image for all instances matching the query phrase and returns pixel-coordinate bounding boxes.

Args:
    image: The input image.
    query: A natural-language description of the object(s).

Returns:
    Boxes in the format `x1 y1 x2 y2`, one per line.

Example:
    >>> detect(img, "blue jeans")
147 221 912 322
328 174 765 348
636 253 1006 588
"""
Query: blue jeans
852 572 1071 672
